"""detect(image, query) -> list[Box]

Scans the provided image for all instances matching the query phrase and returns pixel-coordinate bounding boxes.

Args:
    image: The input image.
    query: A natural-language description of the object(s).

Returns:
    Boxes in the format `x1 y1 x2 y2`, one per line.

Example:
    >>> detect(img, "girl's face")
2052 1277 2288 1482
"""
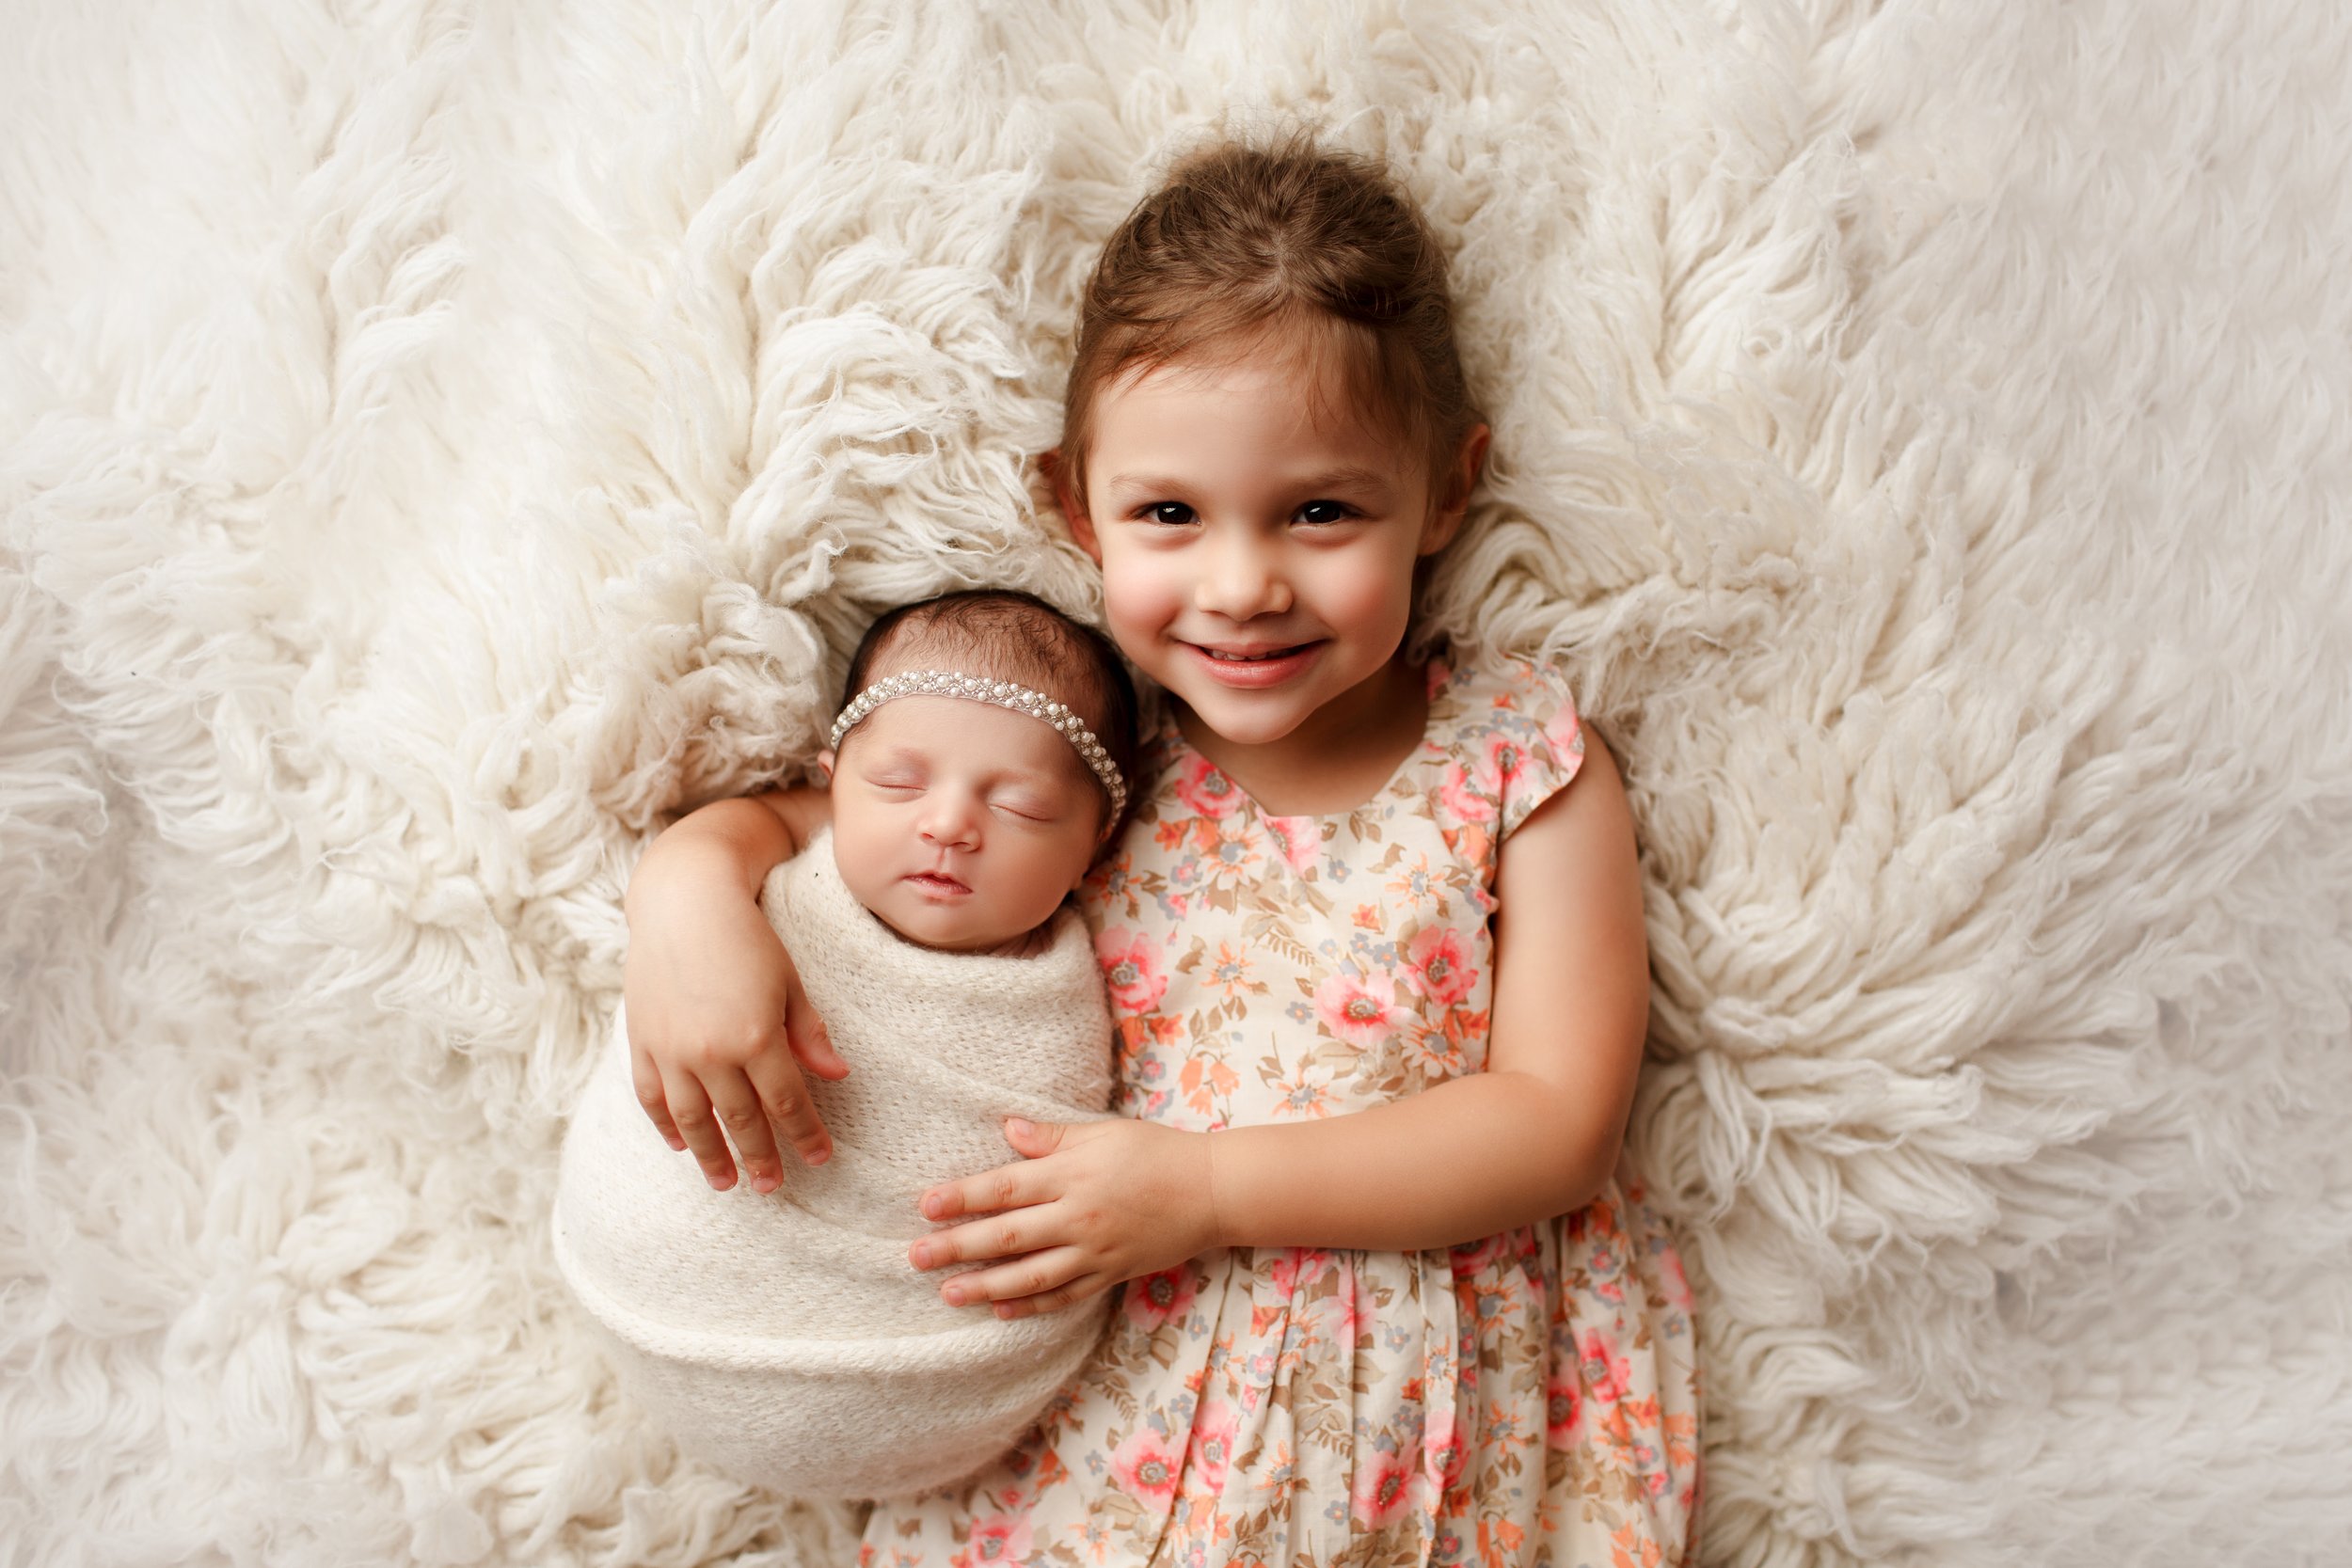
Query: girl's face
819 693 1102 953
1056 335 1486 751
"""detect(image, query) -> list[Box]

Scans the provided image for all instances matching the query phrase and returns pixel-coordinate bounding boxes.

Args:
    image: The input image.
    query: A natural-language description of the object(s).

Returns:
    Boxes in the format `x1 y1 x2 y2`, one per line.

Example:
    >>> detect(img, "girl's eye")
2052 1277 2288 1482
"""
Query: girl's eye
1296 499 1354 526
1144 501 1196 526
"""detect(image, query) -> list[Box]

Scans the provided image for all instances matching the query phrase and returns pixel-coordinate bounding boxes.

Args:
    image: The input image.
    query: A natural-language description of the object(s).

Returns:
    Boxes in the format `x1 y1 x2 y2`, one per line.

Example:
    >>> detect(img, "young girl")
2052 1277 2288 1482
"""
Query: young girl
620 132 1701 1566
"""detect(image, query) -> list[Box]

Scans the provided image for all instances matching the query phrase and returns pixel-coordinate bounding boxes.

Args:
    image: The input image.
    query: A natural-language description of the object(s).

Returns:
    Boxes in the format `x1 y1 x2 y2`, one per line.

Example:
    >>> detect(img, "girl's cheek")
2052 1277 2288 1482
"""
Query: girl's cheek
1325 552 1414 640
1102 560 1181 638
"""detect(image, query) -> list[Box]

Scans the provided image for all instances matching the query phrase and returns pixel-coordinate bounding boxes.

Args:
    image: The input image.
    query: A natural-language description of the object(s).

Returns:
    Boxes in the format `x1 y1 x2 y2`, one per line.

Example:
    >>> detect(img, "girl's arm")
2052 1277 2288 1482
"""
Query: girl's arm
622 787 840 1193
907 728 1649 1315
1208 726 1648 1247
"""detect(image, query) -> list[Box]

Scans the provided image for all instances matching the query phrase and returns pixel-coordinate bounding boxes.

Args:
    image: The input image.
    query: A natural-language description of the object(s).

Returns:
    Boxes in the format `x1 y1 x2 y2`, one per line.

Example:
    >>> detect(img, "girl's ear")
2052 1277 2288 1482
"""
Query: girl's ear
1420 422 1492 556
1041 447 1103 562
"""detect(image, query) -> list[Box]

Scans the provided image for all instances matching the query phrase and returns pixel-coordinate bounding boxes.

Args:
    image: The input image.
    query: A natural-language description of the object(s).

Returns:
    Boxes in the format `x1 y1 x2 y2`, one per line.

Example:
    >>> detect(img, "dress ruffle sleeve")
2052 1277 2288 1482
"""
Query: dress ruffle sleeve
1469 655 1590 840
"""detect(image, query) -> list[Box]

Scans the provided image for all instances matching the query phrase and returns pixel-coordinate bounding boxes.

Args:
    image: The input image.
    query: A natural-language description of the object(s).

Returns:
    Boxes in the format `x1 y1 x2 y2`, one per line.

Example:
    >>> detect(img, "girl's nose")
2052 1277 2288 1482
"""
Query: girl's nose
1195 531 1293 621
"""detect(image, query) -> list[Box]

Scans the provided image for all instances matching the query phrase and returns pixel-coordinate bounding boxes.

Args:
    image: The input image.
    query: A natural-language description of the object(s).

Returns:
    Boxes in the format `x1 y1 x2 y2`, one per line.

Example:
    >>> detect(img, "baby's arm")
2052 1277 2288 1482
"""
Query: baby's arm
1208 726 1649 1248
623 787 838 1193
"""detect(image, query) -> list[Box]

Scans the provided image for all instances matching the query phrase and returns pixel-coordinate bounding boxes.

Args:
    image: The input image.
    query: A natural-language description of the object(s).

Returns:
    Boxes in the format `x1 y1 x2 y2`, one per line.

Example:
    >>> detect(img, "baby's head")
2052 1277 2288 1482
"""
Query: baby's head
818 589 1138 955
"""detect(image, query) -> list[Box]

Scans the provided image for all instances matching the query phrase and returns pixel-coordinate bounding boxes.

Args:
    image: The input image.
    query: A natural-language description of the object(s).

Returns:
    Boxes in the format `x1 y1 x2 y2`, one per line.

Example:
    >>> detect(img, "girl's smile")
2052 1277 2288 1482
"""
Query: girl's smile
1185 639 1326 688
1055 323 1487 811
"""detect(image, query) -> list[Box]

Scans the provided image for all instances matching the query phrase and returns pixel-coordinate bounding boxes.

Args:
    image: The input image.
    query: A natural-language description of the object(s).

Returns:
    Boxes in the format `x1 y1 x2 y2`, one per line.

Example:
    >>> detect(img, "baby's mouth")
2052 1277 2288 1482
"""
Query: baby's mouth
906 871 971 895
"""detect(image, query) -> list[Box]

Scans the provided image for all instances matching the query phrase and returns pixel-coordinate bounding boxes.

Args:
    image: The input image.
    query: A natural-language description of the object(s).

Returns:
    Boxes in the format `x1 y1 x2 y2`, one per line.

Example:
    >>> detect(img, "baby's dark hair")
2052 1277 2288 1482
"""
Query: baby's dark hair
837 589 1140 839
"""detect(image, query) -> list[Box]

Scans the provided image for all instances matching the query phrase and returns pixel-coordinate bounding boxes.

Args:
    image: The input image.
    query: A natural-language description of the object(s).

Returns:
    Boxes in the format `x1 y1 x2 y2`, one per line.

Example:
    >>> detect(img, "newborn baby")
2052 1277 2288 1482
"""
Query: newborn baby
551 589 1137 1500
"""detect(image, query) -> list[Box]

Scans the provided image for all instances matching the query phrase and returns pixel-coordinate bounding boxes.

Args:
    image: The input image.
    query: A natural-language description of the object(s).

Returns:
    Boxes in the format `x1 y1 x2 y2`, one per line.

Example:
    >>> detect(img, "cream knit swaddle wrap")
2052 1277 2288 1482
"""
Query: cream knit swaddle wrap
550 828 1117 1499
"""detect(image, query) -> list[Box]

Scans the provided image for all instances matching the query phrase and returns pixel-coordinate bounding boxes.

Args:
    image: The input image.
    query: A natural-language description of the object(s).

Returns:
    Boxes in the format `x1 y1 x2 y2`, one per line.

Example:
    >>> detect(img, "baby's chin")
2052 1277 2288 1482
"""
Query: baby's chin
871 904 1055 958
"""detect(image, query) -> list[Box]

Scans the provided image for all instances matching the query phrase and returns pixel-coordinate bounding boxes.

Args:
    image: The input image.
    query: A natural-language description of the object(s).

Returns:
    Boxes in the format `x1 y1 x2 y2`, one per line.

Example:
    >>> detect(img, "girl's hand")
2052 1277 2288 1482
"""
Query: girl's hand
623 792 842 1193
907 1117 1219 1319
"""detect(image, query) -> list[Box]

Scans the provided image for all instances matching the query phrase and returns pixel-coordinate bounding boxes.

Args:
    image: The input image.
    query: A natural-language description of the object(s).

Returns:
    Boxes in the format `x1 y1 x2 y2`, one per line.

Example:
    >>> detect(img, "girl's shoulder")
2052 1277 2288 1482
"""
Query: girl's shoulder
1422 649 1589 840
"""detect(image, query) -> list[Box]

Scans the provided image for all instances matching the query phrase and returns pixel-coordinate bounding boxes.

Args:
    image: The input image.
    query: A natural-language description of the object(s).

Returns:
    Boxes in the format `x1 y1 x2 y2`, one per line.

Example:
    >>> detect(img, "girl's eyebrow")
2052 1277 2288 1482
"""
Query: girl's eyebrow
1105 466 1395 496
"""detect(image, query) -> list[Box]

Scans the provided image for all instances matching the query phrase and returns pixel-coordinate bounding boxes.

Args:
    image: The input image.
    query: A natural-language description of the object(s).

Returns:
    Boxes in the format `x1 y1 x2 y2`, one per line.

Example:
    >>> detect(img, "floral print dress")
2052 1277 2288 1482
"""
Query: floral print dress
858 656 1701 1568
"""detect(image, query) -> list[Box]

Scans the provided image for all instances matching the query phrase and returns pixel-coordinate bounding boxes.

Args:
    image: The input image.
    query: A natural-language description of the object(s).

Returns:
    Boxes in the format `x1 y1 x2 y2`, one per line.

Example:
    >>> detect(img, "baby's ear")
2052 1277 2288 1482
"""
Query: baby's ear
816 749 837 782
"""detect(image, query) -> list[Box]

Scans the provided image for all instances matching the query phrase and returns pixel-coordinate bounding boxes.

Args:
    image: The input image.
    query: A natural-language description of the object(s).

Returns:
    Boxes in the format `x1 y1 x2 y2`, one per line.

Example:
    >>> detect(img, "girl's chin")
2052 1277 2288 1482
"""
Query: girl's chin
1168 685 1322 747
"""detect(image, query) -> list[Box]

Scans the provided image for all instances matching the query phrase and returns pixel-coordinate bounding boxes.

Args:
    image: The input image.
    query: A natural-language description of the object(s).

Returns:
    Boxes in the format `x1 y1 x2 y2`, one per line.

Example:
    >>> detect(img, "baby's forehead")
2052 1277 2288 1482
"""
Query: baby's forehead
845 695 1090 784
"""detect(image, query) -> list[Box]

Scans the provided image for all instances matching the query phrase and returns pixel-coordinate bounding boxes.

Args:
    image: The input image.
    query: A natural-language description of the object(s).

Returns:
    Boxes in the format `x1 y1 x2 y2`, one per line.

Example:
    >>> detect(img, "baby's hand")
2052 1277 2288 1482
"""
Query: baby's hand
906 1117 1219 1318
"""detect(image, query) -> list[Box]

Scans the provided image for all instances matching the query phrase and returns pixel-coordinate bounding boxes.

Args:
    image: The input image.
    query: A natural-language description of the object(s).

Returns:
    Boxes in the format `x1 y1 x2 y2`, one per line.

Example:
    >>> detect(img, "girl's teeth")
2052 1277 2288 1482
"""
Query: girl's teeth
1208 647 1292 661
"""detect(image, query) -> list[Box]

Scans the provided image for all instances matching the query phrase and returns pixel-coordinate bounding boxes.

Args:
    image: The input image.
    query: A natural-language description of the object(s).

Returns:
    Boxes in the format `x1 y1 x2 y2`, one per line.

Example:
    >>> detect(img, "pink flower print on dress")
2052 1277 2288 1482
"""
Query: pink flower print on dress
1096 929 1169 1012
1172 754 1246 818
1110 1427 1184 1505
1545 1365 1585 1449
1267 1246 1333 1299
1402 926 1479 1007
1545 698 1585 775
1183 1400 1241 1497
1448 1232 1509 1276
1658 1246 1694 1311
1124 1263 1198 1330
1436 762 1497 825
1484 731 1534 798
961 1513 1032 1565
1579 1326 1632 1406
1423 1391 1468 1488
1349 1449 1416 1529
1313 1264 1365 1354
1312 971 1409 1048
1262 813 1322 873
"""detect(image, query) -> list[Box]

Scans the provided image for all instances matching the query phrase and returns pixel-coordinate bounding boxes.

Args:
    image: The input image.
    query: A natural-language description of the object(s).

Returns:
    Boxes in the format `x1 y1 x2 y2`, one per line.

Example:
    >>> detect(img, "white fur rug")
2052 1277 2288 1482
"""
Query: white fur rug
5 1 2348 1563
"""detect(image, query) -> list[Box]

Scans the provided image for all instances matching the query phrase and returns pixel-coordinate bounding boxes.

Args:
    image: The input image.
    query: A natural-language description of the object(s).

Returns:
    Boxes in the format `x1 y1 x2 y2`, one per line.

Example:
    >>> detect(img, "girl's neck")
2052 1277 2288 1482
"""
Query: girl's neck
1174 653 1431 818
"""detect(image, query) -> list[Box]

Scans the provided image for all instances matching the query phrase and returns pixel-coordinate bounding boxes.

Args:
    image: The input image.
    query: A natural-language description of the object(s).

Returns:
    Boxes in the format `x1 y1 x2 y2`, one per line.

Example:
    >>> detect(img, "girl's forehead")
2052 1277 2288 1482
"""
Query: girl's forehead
1099 333 1407 451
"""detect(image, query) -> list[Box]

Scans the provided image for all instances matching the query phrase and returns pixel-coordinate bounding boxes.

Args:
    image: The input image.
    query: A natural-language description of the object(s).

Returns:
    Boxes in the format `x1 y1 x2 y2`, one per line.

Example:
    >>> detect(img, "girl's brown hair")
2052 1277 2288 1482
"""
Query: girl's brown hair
1056 128 1481 519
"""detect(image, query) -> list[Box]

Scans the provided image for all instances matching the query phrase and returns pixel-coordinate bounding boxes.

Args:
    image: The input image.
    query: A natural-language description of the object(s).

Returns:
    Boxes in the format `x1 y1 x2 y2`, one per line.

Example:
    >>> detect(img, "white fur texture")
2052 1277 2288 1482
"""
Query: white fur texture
4 2 2347 1565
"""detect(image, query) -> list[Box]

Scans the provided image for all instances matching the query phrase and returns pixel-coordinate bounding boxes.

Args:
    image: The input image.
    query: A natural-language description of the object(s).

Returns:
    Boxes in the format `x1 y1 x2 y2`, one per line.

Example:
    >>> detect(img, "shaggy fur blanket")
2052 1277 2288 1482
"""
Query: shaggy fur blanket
4 2 2347 1564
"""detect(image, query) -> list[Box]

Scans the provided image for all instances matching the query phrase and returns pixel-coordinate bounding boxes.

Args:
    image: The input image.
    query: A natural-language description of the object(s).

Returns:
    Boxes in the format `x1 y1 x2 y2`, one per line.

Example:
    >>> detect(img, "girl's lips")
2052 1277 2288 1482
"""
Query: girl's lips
1184 640 1324 689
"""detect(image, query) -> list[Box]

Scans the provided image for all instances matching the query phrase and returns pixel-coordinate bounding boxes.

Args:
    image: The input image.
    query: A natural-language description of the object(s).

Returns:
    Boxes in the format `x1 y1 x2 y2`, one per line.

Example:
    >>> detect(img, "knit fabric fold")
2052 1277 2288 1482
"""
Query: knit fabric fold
551 828 1117 1499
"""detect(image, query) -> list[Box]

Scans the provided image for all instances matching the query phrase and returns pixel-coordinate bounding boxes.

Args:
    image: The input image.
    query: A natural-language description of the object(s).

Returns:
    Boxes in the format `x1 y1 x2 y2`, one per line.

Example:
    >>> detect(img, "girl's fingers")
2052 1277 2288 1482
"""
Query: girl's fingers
991 1272 1112 1320
935 1245 1089 1307
910 1198 1065 1270
741 1041 833 1175
656 1063 740 1190
783 962 849 1083
628 1045 688 1152
918 1156 1055 1223
710 1056 792 1193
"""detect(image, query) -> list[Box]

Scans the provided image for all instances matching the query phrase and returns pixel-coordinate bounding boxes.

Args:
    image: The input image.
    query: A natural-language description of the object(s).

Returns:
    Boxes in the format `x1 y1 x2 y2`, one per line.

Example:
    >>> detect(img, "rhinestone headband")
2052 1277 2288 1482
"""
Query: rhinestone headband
827 669 1128 824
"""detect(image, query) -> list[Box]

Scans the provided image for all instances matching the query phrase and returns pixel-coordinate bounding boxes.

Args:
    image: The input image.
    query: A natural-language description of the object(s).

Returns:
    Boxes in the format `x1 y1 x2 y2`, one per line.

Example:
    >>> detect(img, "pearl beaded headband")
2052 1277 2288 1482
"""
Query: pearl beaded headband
828 669 1128 824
